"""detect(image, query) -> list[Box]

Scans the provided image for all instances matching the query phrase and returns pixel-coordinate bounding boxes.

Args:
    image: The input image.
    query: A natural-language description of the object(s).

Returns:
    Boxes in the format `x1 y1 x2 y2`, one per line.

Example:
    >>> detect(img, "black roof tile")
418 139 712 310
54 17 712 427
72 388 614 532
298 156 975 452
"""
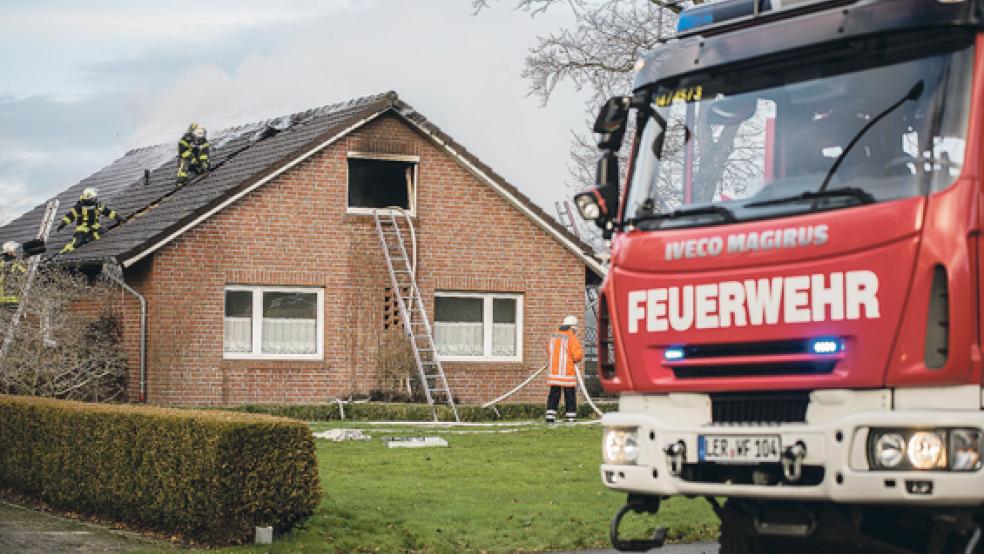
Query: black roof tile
0 91 601 275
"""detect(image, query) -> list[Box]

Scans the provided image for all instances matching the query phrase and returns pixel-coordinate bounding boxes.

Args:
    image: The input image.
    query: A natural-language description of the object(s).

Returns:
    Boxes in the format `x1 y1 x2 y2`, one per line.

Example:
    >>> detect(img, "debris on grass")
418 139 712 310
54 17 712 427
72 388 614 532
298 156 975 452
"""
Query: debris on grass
313 429 371 442
383 436 449 448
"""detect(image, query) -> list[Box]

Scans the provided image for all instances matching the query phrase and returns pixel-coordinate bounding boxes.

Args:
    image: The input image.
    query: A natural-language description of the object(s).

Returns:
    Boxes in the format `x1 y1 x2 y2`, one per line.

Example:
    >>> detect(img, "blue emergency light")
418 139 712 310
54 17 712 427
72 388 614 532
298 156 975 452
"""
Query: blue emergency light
677 0 774 33
664 347 686 361
808 337 843 355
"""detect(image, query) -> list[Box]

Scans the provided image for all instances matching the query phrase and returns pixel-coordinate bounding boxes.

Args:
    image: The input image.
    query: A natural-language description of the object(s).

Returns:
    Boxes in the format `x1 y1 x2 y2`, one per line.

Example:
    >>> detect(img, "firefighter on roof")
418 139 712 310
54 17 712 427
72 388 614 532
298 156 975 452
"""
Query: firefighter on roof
545 315 584 423
57 187 121 254
1 241 27 305
176 122 210 184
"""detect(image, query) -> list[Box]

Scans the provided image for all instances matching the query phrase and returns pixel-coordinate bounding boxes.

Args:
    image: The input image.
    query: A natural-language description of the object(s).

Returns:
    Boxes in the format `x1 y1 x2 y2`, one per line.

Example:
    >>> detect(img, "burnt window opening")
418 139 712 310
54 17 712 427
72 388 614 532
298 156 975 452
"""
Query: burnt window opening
348 157 417 211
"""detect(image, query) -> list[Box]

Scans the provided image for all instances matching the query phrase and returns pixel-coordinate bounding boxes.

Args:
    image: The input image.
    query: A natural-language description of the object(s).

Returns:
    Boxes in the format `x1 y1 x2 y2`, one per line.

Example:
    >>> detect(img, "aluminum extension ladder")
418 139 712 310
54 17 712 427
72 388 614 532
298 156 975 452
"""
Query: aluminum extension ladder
372 211 459 422
0 198 60 360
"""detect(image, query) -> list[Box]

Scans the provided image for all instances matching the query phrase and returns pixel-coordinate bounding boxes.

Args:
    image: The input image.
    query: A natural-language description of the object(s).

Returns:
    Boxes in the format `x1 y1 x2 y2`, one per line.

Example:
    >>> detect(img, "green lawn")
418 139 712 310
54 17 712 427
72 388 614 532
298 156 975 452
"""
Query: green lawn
194 422 718 553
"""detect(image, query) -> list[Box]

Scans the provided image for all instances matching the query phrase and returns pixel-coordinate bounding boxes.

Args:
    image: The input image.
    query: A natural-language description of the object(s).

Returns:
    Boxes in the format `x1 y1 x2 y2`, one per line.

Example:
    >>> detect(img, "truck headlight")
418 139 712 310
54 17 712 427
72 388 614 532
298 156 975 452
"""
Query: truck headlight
950 429 982 471
603 427 639 465
907 431 946 470
872 433 906 468
868 428 980 471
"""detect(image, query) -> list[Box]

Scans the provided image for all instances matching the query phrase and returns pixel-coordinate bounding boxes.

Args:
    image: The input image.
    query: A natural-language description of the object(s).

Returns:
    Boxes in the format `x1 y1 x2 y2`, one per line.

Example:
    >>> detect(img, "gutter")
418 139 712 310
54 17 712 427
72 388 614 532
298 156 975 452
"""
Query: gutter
121 110 387 268
104 261 147 402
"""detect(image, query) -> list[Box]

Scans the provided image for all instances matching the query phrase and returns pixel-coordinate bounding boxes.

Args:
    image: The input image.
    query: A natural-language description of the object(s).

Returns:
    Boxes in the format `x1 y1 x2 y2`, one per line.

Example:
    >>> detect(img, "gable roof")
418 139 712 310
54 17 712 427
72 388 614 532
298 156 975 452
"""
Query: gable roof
0 92 605 277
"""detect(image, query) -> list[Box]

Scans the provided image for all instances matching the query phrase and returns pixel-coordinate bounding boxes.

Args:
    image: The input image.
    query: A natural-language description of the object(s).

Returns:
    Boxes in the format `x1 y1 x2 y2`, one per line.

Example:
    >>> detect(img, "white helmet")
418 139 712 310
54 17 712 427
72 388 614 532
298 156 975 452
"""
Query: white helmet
81 187 98 200
2 241 18 256
562 315 578 327
193 126 206 140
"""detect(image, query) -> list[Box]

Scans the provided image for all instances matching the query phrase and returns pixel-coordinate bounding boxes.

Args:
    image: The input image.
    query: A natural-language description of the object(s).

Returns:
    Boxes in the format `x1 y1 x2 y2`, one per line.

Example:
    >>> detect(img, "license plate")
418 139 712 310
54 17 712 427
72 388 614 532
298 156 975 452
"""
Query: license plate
699 435 781 463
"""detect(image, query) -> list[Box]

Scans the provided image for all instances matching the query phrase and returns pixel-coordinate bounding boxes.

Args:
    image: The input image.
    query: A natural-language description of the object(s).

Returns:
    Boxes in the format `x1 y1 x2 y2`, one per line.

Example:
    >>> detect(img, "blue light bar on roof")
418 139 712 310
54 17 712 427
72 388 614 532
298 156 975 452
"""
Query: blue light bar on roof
677 0 774 33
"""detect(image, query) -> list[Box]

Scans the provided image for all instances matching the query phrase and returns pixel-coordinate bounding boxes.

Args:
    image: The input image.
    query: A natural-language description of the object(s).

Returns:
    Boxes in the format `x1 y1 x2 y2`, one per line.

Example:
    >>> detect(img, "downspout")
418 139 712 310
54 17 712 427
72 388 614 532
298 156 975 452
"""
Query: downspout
105 261 147 403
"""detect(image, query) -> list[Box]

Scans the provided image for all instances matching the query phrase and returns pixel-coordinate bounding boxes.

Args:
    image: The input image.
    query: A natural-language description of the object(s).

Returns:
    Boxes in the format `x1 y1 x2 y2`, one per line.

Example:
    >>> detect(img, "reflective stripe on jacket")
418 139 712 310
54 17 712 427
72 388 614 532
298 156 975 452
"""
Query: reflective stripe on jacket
0 257 26 304
547 328 584 387
61 201 117 233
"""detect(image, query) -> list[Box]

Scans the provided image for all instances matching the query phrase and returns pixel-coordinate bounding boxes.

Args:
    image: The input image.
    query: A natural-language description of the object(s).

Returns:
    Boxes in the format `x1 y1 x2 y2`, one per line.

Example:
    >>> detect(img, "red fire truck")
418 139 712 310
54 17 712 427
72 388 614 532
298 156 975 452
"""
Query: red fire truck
574 0 984 552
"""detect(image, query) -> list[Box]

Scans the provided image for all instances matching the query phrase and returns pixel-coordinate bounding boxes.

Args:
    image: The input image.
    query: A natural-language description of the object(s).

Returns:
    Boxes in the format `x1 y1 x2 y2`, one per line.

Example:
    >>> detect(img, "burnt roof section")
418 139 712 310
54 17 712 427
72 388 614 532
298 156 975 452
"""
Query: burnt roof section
0 91 602 276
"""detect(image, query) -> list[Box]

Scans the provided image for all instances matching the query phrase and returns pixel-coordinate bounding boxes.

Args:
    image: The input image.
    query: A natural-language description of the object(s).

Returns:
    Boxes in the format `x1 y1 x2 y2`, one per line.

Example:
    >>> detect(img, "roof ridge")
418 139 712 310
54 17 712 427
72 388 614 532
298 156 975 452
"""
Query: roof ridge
123 143 170 156
123 91 398 157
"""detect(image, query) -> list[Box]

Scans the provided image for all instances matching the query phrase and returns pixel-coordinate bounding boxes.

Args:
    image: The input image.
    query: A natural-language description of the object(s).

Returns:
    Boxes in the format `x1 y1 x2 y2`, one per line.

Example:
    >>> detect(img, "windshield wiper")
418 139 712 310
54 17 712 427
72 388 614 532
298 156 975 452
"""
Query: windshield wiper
817 80 924 193
632 204 737 227
744 187 875 209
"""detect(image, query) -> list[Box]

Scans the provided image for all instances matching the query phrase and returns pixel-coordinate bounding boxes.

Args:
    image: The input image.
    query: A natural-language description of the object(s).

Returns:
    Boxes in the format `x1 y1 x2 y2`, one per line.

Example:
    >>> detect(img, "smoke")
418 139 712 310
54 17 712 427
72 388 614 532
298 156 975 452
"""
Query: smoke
126 1 588 210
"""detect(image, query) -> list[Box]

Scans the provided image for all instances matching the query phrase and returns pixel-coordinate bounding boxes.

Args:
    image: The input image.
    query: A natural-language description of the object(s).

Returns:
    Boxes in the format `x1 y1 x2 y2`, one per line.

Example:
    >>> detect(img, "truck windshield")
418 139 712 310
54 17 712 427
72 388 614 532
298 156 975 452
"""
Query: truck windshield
624 33 974 230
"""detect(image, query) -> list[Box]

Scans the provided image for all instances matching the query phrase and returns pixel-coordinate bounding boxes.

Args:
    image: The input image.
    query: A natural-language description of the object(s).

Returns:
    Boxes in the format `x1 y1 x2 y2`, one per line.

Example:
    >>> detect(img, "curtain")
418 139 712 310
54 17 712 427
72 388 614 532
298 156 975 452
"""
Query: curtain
224 317 252 353
435 322 483 356
262 318 317 354
492 323 517 356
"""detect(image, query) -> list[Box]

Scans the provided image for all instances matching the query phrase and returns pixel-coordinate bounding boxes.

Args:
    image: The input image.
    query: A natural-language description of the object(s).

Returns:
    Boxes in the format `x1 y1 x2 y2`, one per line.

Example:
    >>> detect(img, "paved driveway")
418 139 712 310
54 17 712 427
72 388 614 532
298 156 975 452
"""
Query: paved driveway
0 501 169 553
0 499 718 553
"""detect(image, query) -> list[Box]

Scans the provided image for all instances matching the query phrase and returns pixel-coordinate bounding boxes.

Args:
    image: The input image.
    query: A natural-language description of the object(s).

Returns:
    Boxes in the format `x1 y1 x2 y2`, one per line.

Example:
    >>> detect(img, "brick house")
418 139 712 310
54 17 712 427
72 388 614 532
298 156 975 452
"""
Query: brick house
0 92 604 406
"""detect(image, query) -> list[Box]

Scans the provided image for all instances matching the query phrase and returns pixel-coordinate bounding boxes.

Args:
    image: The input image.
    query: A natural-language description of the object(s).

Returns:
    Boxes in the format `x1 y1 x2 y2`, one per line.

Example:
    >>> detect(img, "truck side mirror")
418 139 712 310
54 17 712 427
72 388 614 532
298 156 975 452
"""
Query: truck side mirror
574 152 621 237
594 96 632 151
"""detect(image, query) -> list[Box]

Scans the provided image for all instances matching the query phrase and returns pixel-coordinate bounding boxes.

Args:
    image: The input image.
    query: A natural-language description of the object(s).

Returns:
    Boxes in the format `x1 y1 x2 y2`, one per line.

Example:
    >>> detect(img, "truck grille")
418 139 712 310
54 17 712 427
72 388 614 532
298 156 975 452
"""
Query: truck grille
672 361 836 379
665 338 840 379
711 391 810 425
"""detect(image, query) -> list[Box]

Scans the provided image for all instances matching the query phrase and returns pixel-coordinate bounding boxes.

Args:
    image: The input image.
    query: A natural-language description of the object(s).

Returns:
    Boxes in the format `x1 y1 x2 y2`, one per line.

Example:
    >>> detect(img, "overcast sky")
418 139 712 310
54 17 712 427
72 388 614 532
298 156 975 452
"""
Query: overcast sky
0 0 591 224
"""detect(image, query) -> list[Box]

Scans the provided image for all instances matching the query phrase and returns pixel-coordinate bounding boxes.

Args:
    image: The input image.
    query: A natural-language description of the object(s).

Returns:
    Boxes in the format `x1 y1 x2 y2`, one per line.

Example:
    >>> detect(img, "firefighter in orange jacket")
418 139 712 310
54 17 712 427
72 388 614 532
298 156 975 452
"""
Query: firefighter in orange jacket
546 315 584 423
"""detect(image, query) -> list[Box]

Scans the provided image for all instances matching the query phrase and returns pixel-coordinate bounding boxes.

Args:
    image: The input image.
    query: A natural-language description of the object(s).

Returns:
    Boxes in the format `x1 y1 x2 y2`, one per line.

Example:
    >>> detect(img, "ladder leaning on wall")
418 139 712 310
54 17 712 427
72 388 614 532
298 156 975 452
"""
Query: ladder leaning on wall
0 198 60 361
372 209 460 422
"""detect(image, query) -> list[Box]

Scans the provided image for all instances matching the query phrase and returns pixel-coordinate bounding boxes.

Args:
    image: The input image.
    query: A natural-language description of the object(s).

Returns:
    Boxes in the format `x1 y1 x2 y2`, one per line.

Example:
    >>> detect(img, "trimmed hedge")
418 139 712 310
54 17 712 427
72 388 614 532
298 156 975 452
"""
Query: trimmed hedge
230 401 618 422
0 395 320 544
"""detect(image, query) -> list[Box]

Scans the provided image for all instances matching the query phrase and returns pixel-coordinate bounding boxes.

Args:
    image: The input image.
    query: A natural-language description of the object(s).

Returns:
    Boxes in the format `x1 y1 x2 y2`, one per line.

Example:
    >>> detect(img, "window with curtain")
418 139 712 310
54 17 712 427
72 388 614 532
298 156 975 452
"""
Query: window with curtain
434 292 522 361
223 286 323 360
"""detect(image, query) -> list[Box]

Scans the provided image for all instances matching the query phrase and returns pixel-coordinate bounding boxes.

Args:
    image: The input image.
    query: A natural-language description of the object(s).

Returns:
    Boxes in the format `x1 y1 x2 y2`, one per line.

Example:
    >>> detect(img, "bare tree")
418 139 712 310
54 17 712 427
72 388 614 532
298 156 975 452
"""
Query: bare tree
0 267 126 401
474 0 697 192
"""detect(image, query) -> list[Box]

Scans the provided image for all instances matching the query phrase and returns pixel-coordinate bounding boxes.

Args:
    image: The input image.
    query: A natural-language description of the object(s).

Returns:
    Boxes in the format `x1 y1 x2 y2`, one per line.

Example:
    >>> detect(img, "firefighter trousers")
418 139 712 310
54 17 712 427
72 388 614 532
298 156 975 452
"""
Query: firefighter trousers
61 229 100 254
546 386 577 422
177 157 206 183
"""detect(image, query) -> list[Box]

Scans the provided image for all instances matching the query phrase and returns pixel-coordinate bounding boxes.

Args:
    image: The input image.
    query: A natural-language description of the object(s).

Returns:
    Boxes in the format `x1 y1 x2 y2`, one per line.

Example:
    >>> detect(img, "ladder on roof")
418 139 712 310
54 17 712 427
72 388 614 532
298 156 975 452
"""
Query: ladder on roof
554 200 579 238
0 198 60 361
372 210 459 422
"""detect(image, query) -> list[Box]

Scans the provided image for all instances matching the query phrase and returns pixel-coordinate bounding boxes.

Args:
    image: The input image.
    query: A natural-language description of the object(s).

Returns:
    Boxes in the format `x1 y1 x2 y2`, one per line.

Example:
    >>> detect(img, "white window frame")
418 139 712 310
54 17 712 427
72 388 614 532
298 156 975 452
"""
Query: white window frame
345 152 419 216
434 291 523 363
223 285 325 361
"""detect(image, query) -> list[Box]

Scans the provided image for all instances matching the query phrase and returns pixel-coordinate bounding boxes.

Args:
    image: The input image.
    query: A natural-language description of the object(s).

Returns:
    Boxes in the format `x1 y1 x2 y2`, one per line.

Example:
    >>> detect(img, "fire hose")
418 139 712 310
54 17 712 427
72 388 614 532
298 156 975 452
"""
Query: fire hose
481 363 604 418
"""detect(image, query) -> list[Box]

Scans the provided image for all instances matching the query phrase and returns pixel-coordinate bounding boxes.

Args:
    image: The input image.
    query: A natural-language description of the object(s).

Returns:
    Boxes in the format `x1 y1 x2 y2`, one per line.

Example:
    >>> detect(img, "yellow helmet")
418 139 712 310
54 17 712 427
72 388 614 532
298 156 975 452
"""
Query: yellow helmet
80 187 97 200
188 122 199 133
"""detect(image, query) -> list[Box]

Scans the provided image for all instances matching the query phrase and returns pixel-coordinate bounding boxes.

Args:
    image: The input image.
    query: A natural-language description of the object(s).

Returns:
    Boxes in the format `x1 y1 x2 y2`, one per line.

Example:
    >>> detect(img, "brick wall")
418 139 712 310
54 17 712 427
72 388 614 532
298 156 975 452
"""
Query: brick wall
123 114 587 406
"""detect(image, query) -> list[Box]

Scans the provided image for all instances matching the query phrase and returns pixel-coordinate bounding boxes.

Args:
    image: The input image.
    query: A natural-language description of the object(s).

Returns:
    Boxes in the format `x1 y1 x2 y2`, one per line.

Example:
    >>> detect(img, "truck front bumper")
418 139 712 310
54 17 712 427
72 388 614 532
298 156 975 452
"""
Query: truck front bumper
600 392 984 505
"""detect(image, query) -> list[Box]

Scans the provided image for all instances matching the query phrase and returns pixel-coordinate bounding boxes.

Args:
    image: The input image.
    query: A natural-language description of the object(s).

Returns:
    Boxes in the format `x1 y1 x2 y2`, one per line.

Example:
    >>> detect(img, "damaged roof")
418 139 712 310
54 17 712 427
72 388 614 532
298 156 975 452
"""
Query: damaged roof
0 91 605 276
